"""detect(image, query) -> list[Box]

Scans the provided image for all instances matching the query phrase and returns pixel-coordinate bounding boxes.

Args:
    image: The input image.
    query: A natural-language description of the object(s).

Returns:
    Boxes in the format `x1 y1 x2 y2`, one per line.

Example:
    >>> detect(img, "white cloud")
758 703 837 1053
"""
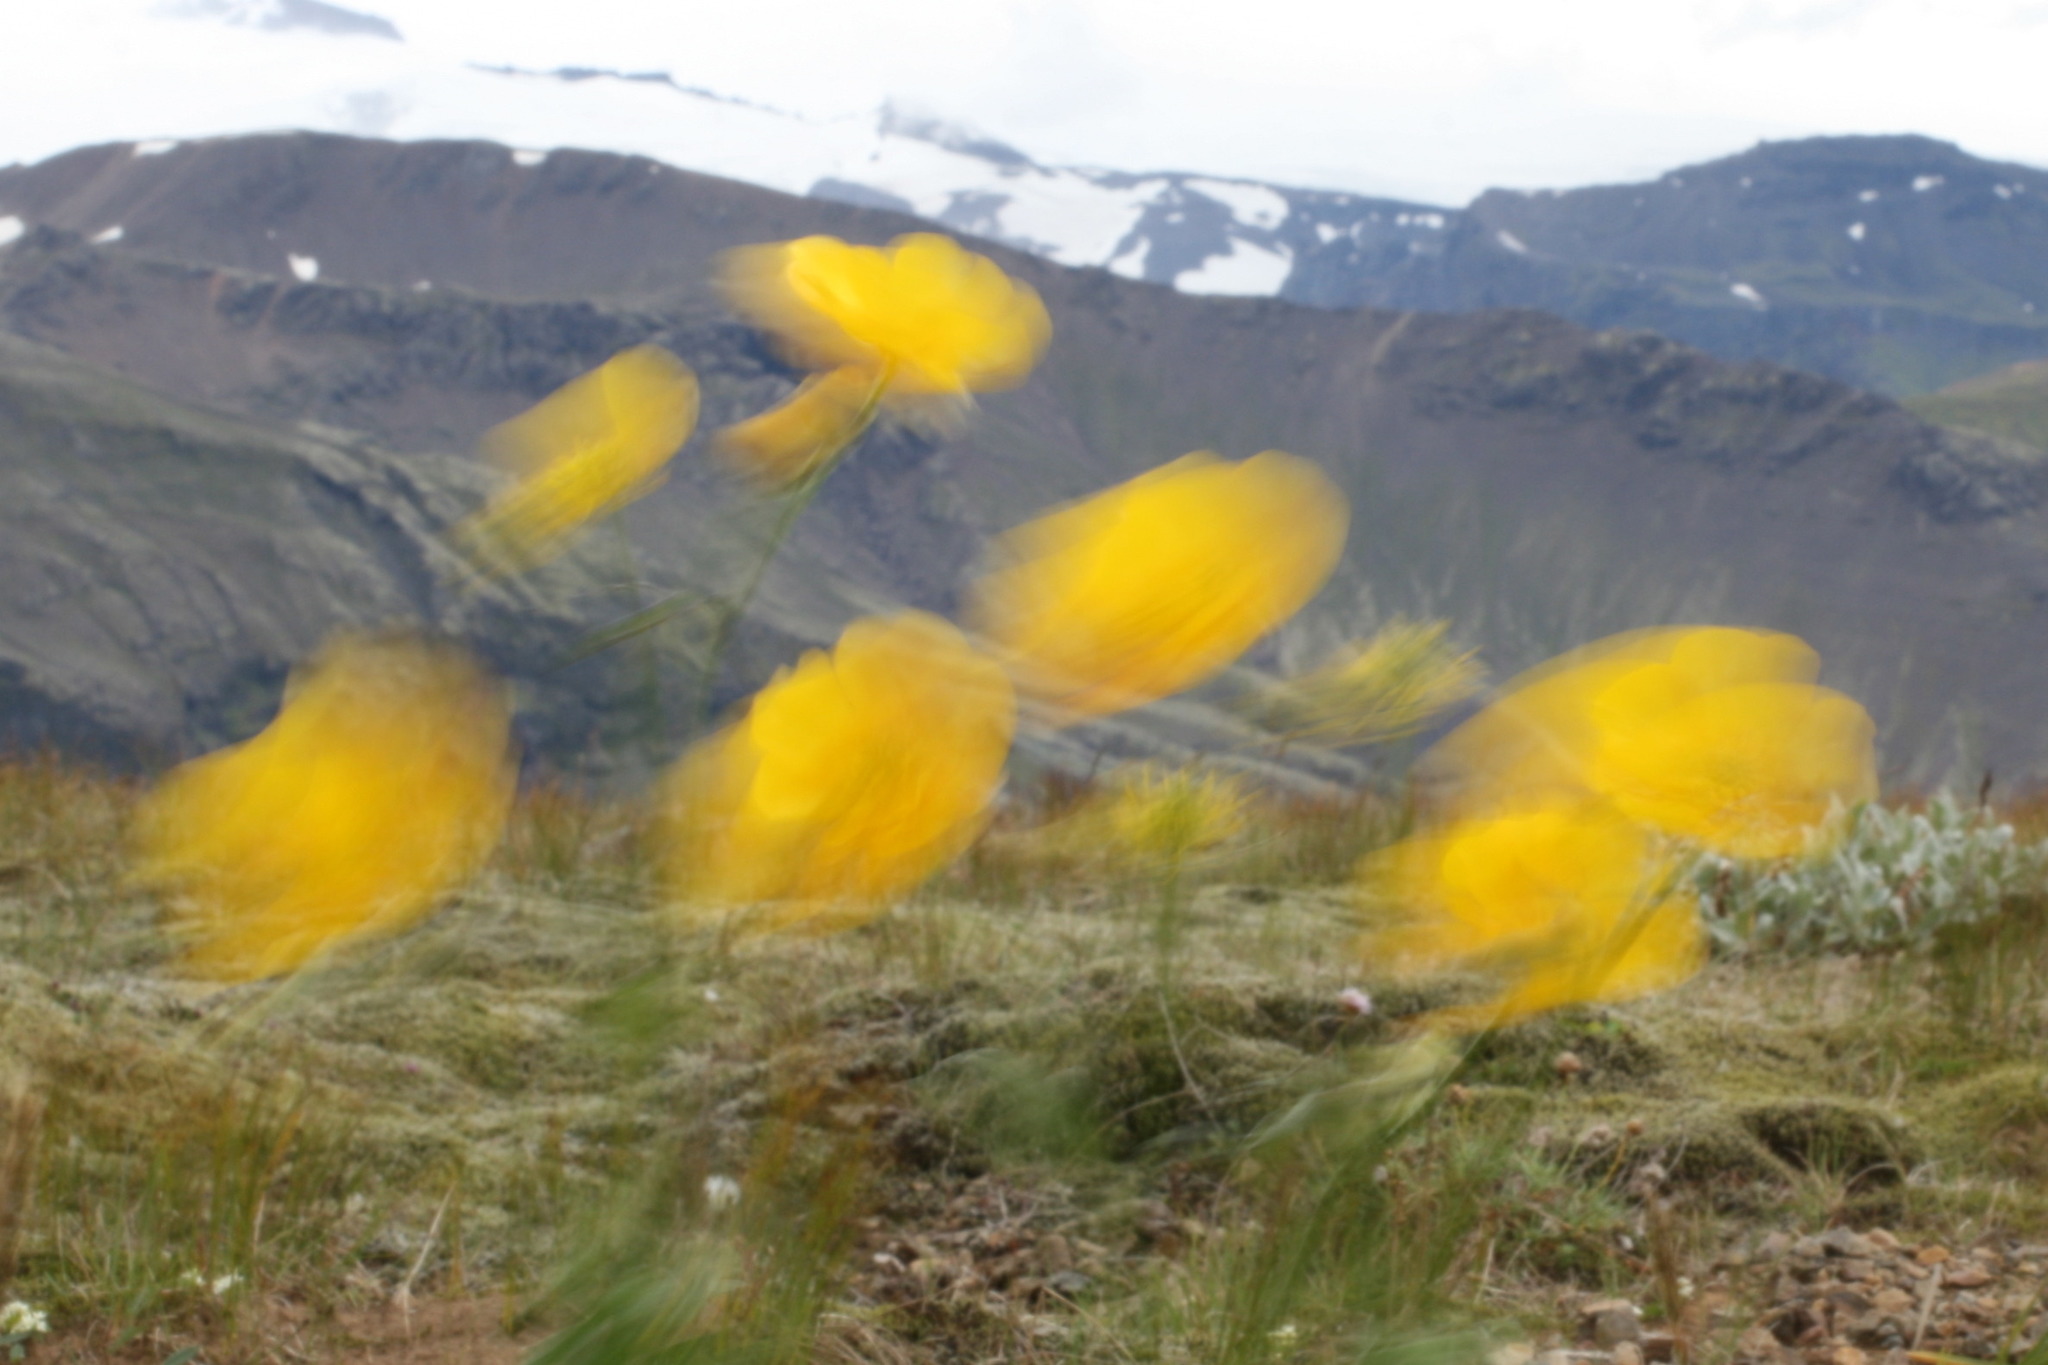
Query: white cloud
1 0 2045 206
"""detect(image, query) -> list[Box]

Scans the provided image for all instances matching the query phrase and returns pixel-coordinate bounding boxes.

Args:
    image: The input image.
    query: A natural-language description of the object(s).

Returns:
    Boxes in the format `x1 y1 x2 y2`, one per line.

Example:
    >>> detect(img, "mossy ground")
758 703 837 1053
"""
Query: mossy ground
7 766 2048 1362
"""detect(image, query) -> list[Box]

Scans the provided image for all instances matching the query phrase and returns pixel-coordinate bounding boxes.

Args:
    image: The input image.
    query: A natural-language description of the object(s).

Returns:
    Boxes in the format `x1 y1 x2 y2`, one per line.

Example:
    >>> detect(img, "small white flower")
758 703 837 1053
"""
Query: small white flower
703 1174 742 1210
1268 1323 1299 1343
211 1272 243 1297
0 1300 50 1335
1337 987 1373 1016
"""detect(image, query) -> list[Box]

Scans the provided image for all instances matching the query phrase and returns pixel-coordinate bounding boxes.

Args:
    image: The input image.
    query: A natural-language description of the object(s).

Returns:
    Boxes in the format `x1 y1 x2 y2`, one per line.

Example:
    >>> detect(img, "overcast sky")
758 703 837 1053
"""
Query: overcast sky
6 0 2046 204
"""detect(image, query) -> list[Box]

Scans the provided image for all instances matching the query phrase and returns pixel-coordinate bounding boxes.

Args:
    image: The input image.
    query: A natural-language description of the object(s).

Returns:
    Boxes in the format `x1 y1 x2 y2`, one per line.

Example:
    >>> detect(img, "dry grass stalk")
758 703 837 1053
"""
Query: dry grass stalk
0 1068 45 1284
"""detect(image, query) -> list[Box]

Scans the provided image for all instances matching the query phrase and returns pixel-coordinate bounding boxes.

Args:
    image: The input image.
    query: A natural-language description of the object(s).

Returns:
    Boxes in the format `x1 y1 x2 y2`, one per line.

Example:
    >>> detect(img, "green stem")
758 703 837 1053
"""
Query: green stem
554 368 894 733
1153 852 1185 989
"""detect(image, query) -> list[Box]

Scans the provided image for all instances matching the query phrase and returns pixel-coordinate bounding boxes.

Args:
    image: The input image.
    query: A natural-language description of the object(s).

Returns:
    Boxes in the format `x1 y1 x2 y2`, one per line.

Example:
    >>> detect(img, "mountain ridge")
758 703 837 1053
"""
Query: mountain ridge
2 132 2047 783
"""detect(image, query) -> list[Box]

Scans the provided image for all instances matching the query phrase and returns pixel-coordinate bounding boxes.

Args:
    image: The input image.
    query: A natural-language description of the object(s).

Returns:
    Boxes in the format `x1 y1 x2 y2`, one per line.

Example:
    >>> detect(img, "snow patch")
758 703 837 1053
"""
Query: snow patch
1847 222 1866 241
1729 282 1767 307
1106 238 1147 280
287 253 319 282
90 225 124 244
410 279 431 291
1395 211 1445 230
1859 189 1880 203
1495 229 1529 255
1995 184 2014 200
1186 178 1288 231
512 148 548 167
133 139 179 157
1175 238 1292 296
0 216 22 248
1315 222 1341 245
1913 174 1945 192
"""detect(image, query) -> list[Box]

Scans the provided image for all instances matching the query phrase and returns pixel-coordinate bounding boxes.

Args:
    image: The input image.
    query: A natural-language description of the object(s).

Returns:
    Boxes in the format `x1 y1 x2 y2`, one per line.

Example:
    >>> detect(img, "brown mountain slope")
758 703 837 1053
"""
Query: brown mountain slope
2 133 2045 782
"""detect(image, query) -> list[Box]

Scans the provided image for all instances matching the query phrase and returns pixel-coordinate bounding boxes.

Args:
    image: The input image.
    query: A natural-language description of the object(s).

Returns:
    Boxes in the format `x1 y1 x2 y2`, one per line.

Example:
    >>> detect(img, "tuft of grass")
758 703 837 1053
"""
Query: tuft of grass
15 762 2048 1359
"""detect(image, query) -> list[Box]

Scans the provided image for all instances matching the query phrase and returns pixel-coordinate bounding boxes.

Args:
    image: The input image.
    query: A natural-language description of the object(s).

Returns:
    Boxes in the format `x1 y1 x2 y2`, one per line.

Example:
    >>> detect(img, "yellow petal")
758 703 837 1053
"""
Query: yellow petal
1422 626 1875 855
133 632 515 979
715 364 882 491
971 451 1349 721
660 612 1015 931
1361 798 1706 1029
457 345 699 569
719 234 1051 395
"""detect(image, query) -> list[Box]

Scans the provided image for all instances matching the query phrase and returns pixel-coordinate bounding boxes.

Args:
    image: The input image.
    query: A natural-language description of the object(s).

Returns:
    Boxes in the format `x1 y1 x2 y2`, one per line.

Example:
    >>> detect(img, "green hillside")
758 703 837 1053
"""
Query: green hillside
1906 358 2048 454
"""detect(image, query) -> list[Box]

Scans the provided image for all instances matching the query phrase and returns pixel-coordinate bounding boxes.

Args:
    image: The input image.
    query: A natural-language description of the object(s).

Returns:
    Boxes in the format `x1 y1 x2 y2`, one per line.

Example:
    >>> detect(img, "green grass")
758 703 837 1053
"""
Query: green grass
9 764 2048 1361
1906 359 2048 455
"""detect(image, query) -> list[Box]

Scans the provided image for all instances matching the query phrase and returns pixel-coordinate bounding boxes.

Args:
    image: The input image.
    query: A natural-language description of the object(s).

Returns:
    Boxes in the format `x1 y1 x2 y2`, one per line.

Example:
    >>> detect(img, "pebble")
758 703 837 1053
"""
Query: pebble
1821 1228 1877 1260
1592 1309 1642 1349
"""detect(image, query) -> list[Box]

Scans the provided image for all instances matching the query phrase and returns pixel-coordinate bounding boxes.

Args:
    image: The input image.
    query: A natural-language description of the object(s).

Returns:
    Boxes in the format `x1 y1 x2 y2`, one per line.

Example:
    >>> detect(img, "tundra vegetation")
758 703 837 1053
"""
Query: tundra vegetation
3 230 2047 1365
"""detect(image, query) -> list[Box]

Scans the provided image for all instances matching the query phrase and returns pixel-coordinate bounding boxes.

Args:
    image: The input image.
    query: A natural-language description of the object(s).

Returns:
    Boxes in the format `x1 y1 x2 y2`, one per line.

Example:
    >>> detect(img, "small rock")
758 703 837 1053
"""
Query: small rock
1916 1246 1952 1266
1612 1343 1644 1365
1867 1229 1903 1252
1735 1325 1786 1363
1758 1232 1794 1259
1821 1228 1878 1260
1945 1267 1995 1289
1593 1308 1644 1349
1829 1346 1868 1365
1488 1344 1536 1365
1640 1330 1678 1362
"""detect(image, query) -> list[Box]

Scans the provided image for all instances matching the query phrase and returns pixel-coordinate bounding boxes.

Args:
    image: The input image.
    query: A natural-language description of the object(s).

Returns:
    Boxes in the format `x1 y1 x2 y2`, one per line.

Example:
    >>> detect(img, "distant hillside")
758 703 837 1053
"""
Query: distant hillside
7 129 2048 398
1906 359 2048 454
2 133 2047 783
1293 136 2048 397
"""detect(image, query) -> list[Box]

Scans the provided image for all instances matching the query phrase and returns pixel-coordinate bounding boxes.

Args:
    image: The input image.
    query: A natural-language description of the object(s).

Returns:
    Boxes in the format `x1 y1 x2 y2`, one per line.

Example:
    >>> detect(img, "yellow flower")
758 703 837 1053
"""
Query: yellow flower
713 364 882 491
1362 798 1705 1027
457 345 699 569
718 233 1050 396
970 451 1349 720
1103 764 1248 862
132 633 515 979
1425 626 1876 857
1247 618 1483 745
660 612 1015 932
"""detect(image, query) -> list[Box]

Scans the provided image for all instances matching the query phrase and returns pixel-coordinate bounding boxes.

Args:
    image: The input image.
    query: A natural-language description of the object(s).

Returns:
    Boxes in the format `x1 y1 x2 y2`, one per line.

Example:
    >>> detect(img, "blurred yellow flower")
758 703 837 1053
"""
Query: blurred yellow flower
970 451 1349 721
1362 798 1705 1027
457 344 699 569
1104 764 1248 862
133 633 515 980
1425 626 1876 857
1246 618 1483 746
719 233 1050 397
660 612 1015 932
714 363 882 491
